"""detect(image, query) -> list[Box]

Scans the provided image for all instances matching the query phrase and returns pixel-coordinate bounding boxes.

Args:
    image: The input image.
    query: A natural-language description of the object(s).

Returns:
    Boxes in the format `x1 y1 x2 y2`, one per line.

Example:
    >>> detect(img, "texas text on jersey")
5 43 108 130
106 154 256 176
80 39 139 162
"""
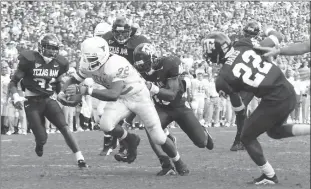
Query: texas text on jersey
141 56 186 107
18 50 69 96
216 38 295 101
102 31 150 64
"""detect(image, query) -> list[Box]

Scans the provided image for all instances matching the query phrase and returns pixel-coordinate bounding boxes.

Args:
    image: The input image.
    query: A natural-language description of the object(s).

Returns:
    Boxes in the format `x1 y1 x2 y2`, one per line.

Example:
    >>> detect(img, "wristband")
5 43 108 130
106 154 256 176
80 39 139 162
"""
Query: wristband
150 83 160 94
13 93 20 100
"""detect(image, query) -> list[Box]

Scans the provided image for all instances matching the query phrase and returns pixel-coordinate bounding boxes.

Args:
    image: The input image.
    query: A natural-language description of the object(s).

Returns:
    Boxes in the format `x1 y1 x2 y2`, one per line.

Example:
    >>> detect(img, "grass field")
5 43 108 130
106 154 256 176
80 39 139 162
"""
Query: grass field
1 127 310 189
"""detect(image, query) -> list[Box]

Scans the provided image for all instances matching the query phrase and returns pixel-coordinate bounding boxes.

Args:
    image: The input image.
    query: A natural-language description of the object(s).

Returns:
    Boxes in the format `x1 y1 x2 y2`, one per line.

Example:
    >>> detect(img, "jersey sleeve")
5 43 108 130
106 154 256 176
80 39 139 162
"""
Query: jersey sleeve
16 54 31 72
55 55 70 77
72 59 87 82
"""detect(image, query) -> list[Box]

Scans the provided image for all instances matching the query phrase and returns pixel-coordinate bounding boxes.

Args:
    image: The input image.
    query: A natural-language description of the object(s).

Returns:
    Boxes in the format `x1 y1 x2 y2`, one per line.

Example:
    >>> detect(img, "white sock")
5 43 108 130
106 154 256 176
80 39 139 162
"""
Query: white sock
171 152 180 162
119 130 128 141
292 124 310 136
259 161 275 178
75 151 84 161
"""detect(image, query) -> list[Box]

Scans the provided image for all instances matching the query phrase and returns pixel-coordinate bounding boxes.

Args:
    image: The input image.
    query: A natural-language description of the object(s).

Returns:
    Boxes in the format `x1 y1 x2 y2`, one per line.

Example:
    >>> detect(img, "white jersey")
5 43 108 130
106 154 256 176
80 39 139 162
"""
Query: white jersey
192 79 208 97
74 54 145 97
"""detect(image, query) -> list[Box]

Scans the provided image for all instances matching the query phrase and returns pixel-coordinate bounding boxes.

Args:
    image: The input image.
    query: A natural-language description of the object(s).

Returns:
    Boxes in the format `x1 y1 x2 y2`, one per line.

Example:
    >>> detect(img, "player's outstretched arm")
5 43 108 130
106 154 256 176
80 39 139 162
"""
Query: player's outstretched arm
254 40 310 57
8 68 26 110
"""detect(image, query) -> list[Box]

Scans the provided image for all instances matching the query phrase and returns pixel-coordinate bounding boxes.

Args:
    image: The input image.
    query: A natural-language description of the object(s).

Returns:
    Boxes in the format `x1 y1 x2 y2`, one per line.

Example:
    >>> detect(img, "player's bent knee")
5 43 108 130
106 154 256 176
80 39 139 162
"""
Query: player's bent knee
193 140 206 148
148 128 167 145
99 117 115 132
266 129 283 139
240 132 253 145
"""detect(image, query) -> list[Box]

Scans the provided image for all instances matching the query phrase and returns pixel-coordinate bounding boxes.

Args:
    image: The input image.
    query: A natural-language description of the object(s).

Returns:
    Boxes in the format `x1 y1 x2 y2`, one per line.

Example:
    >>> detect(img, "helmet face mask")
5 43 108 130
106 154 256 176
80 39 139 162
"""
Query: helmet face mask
112 17 131 44
243 22 261 38
38 34 60 59
81 37 110 72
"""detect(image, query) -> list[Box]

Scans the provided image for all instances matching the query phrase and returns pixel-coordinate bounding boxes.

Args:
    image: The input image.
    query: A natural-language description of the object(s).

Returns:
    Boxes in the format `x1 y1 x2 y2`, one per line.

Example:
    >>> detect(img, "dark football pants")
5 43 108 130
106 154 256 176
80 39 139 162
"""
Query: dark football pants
155 104 207 148
24 96 67 146
240 93 296 145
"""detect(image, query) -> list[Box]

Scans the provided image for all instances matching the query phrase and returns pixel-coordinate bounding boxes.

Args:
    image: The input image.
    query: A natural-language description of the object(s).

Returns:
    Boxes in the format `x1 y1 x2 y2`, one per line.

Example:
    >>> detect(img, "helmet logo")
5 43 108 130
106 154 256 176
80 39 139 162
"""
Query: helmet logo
141 44 153 55
203 39 215 53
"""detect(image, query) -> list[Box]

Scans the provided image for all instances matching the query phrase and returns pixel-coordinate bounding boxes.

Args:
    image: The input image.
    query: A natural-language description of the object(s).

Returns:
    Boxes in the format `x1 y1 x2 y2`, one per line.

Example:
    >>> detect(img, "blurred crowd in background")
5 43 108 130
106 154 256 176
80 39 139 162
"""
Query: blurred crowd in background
1 1 310 135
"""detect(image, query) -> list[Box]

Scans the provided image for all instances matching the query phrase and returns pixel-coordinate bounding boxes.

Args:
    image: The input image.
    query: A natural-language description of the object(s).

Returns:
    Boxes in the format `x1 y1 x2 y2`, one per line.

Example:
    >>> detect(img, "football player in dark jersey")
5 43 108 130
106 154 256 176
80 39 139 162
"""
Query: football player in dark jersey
98 17 151 156
9 33 88 168
202 32 310 185
230 22 282 151
115 43 214 176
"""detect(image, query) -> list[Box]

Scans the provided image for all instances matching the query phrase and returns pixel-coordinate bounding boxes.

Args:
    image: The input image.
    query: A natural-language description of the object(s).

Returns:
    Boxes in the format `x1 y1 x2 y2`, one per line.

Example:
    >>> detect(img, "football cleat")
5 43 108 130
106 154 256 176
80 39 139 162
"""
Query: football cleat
156 165 176 176
248 174 279 185
77 159 89 169
230 141 245 151
202 126 214 150
35 144 44 157
173 159 190 176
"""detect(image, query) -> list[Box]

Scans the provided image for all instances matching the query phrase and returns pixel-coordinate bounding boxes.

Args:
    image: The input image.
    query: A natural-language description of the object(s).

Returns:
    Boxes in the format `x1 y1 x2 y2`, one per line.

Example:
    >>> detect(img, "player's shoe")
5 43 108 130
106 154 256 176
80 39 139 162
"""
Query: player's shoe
114 152 127 162
230 141 245 151
173 159 190 176
99 136 118 156
125 133 140 164
248 174 279 185
202 126 214 150
35 144 44 157
77 159 89 169
156 165 176 176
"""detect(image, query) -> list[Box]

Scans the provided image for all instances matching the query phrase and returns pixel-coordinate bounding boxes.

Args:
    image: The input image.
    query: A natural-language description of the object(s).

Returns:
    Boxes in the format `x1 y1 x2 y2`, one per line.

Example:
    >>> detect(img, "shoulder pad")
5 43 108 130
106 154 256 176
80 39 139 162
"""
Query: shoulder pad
127 35 150 49
233 37 253 48
19 50 38 62
102 31 114 41
55 55 70 67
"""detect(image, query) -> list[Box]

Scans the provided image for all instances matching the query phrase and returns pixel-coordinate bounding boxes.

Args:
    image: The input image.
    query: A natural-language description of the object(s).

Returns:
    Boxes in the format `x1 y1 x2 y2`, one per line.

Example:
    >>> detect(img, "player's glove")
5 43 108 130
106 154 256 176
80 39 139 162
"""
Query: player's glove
12 93 26 110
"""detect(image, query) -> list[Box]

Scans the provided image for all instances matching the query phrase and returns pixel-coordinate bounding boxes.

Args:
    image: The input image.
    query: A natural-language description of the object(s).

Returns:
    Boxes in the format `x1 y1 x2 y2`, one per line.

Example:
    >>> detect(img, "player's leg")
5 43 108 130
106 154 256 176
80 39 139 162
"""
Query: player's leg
18 107 27 135
144 105 177 175
174 106 214 150
23 99 48 157
240 96 296 185
44 98 87 168
134 101 189 176
266 95 310 139
197 97 206 124
230 92 254 151
100 100 140 164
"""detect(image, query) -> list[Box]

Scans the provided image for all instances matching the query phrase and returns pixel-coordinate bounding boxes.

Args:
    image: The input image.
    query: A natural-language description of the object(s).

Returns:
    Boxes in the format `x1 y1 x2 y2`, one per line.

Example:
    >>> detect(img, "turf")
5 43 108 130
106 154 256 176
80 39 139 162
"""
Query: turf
1 127 310 189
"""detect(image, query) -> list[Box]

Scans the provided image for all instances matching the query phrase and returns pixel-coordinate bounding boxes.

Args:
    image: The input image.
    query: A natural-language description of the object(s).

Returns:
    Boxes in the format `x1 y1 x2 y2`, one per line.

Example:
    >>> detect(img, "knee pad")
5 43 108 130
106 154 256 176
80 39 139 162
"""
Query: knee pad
58 125 70 134
37 132 48 146
193 139 207 148
240 131 254 145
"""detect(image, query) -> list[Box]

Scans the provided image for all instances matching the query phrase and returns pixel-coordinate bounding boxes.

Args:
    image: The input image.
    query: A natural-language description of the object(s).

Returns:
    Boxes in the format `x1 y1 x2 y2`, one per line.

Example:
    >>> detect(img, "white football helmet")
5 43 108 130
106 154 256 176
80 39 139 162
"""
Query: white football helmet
94 22 112 37
80 37 110 71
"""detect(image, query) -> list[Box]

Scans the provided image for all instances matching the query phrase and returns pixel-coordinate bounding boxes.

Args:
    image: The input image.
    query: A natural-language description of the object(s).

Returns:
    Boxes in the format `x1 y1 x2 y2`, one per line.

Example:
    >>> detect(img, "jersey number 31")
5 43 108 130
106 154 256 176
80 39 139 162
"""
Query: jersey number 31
233 50 272 87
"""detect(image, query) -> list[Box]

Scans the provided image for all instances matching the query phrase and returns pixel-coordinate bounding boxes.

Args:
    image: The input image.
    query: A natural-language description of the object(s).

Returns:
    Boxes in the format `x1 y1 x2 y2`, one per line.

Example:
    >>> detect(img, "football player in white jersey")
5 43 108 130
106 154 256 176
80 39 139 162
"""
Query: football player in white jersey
191 69 209 124
58 37 188 172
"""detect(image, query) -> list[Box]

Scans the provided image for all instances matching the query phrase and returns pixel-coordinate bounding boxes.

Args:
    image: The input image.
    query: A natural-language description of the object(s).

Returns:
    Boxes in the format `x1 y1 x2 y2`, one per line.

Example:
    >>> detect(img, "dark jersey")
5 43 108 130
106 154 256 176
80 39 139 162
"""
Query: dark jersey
141 56 185 108
18 50 69 96
216 37 295 102
102 32 150 64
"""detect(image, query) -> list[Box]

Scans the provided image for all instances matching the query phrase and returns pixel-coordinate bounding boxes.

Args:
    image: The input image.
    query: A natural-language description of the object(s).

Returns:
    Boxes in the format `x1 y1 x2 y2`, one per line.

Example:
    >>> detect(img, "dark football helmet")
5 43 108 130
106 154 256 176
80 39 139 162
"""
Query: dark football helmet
112 17 131 44
243 21 260 37
202 32 232 64
38 33 60 59
133 43 160 73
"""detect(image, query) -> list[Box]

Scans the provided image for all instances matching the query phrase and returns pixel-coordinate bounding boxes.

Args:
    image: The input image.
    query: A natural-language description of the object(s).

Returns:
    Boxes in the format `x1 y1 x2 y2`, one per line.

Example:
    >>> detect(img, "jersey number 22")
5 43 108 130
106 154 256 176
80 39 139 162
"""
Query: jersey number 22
233 50 272 87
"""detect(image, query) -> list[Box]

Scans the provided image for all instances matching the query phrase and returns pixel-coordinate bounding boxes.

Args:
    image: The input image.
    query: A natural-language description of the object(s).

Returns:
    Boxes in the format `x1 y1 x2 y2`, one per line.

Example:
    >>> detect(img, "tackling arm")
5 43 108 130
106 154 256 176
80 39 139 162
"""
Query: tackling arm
9 68 25 100
279 40 310 55
153 76 179 101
